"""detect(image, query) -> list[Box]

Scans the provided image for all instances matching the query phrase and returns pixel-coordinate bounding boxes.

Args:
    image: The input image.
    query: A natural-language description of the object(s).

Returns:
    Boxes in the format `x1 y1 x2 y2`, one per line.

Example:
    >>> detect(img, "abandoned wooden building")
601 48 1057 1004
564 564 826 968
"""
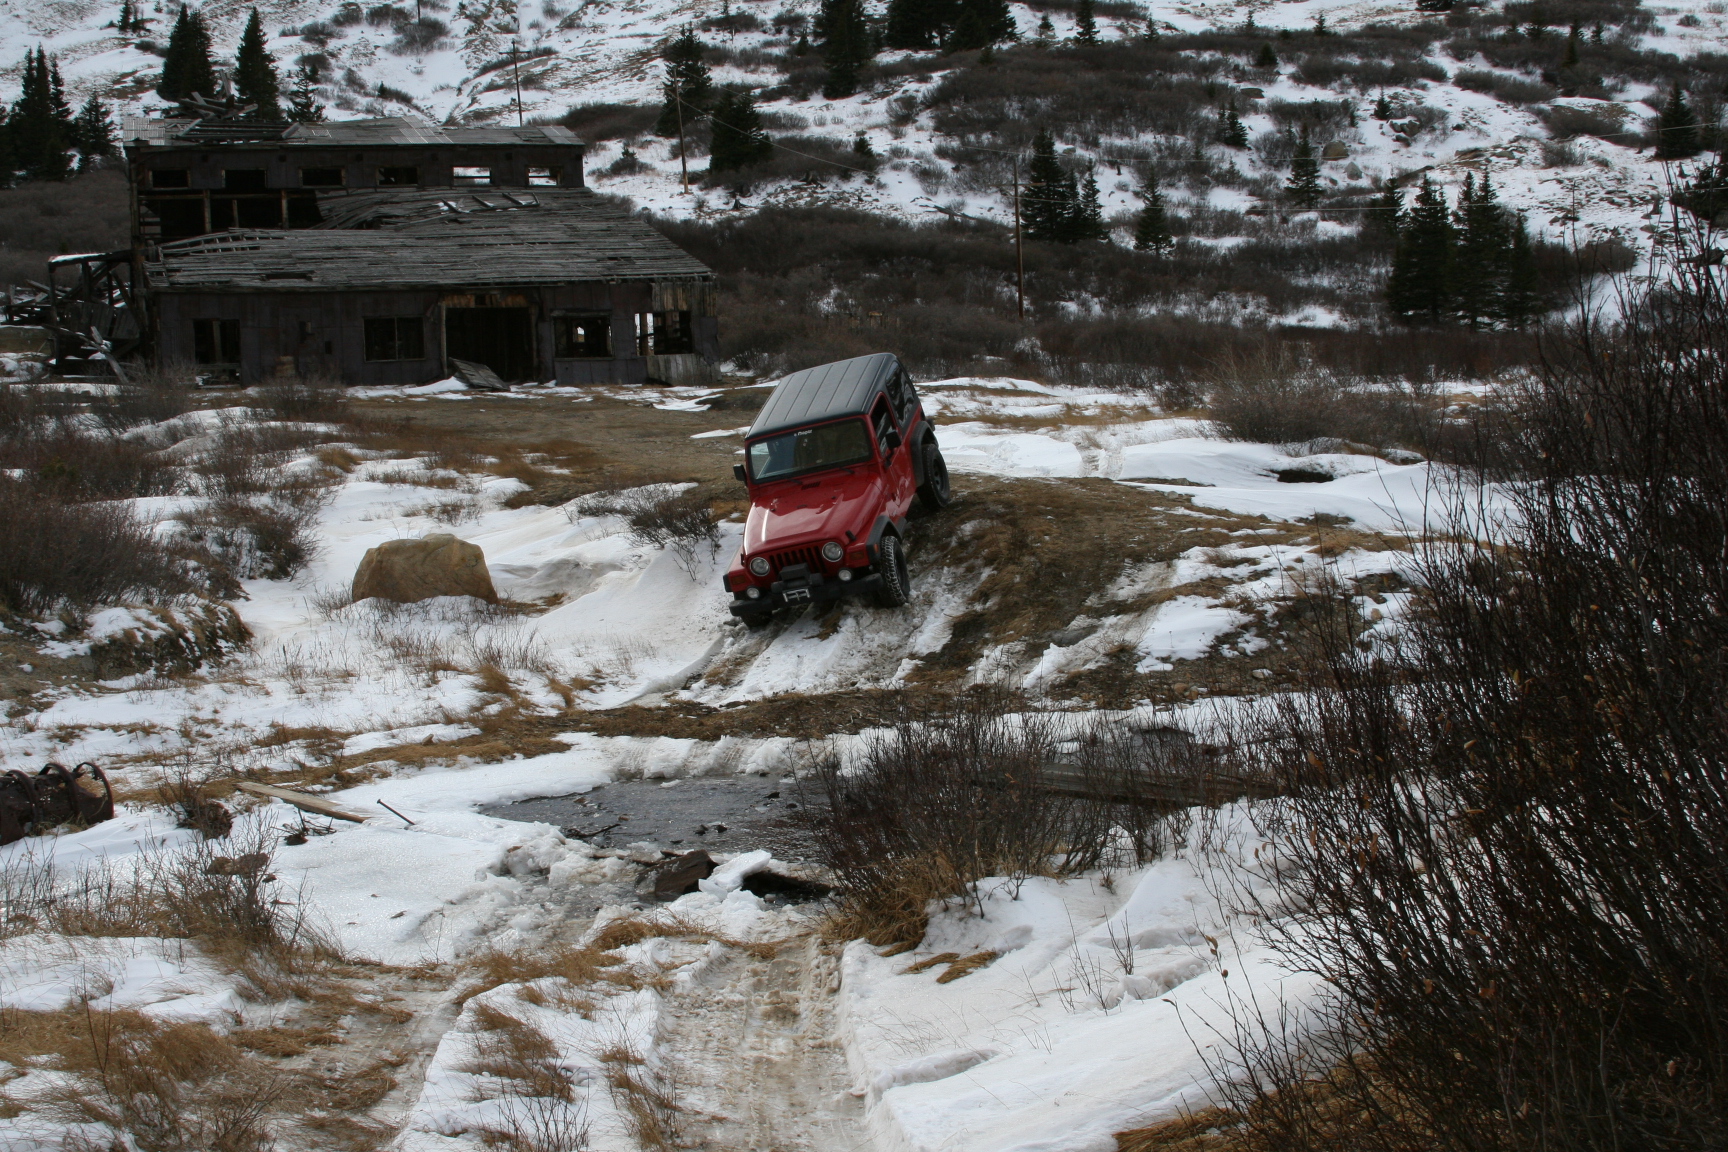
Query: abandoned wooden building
107 111 718 386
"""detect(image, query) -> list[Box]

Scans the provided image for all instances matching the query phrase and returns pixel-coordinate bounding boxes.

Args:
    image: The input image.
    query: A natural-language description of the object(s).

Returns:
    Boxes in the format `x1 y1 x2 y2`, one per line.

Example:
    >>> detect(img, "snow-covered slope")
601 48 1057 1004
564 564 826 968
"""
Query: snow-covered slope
6 0 1725 263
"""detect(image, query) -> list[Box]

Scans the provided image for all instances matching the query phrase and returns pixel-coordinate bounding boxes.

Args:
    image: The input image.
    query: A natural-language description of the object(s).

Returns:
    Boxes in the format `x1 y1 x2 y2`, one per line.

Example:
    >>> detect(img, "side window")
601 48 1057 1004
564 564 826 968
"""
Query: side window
888 367 916 422
871 396 897 448
555 314 612 358
192 319 240 365
363 317 426 361
452 166 492 186
378 165 420 186
527 166 561 186
149 168 190 188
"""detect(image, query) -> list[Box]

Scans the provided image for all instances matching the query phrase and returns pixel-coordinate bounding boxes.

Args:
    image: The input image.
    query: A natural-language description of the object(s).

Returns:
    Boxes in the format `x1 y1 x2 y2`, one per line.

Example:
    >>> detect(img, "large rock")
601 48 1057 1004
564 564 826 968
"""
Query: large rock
352 533 498 604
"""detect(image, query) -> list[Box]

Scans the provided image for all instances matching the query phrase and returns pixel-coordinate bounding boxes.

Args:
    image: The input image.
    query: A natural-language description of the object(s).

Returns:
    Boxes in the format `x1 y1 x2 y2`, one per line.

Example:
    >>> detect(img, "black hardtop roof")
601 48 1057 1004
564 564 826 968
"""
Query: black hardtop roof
747 353 900 439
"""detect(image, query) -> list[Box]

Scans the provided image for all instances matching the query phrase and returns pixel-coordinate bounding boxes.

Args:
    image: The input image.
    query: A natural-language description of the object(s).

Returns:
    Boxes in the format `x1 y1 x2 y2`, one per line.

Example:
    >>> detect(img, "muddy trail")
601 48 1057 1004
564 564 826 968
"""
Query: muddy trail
663 934 873 1152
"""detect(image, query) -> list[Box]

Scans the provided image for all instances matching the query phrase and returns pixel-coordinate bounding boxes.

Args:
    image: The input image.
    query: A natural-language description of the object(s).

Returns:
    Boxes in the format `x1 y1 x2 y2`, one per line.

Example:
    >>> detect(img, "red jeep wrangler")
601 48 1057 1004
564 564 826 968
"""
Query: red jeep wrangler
724 353 951 627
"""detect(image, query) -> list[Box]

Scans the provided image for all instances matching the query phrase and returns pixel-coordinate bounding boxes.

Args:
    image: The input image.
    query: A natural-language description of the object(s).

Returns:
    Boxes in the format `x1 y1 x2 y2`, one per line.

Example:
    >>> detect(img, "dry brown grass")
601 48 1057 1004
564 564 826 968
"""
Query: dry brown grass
935 950 999 983
1116 1105 1249 1151
598 1037 682 1151
228 1025 342 1057
45 1008 284 1152
462 1004 591 1152
821 850 964 950
899 951 962 975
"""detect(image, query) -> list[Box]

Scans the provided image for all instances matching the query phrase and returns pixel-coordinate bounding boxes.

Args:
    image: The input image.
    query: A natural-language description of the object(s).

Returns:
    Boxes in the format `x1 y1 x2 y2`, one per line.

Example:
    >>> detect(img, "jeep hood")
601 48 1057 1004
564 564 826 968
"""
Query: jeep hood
745 474 882 554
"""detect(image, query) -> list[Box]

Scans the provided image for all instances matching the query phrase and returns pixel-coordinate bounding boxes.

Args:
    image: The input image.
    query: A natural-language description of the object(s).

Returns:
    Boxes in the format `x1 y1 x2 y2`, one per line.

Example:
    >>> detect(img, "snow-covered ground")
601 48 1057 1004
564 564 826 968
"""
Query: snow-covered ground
0 373 1468 1149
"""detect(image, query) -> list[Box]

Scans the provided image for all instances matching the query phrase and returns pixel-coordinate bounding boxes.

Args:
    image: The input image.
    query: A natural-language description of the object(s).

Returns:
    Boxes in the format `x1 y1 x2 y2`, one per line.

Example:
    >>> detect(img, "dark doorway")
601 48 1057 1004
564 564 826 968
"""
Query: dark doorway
444 307 535 382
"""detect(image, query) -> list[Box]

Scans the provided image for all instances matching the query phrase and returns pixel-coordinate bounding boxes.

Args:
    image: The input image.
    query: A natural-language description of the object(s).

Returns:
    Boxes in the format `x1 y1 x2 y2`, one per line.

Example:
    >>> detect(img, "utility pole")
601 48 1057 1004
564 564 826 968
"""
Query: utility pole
674 78 690 193
511 34 524 126
1013 153 1025 322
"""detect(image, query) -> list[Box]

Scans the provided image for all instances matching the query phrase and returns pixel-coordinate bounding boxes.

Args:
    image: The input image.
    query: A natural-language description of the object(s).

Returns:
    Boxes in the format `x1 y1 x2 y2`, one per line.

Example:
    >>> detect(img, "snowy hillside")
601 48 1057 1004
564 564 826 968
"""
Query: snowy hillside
5 0 1727 262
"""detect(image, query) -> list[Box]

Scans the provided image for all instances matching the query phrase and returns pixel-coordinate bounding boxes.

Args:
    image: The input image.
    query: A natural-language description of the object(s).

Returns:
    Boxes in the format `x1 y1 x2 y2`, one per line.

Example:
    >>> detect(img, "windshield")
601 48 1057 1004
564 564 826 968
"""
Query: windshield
748 419 873 482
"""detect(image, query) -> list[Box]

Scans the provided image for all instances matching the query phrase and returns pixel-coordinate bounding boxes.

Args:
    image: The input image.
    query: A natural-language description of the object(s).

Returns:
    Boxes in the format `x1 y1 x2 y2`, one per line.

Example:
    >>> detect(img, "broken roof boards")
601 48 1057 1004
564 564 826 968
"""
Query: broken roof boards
144 190 712 291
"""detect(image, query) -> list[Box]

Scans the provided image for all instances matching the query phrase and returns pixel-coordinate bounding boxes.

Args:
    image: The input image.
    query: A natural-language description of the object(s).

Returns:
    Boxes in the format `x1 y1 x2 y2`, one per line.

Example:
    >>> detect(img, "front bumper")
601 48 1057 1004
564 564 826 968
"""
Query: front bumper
728 569 882 619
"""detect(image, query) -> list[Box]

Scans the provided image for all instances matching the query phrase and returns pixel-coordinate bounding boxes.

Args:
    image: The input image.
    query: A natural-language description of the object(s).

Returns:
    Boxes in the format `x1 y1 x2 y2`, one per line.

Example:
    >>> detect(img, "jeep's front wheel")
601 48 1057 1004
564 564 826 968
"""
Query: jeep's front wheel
917 440 952 511
872 534 912 608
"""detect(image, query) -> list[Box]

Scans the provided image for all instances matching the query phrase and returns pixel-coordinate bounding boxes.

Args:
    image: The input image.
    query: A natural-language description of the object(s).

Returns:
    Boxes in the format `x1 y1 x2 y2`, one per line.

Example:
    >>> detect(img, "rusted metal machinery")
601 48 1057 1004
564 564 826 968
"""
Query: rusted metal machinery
0 762 116 845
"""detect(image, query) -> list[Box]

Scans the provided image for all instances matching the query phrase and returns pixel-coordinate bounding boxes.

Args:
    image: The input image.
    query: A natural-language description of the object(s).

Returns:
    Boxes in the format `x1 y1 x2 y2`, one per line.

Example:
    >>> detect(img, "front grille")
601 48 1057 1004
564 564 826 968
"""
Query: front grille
769 545 823 575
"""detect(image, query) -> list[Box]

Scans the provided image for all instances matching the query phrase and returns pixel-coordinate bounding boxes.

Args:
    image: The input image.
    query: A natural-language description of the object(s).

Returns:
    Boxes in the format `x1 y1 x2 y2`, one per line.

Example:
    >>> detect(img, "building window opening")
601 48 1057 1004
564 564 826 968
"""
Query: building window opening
363 316 426 362
555 314 611 358
378 165 420 186
527 166 561 186
149 168 190 188
222 169 268 191
192 318 241 366
300 166 345 187
451 166 492 186
636 310 693 356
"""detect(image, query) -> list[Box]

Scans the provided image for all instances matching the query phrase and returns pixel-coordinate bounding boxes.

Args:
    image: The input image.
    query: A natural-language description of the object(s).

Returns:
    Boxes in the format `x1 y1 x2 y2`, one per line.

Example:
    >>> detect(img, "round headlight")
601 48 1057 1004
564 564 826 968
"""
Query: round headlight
821 541 845 563
837 568 853 582
749 556 771 577
746 586 762 599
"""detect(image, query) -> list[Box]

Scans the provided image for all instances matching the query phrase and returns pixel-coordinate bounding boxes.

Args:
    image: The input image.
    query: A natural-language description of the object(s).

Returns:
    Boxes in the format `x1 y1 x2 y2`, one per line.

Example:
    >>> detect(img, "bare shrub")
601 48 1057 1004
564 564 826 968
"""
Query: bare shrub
54 1008 283 1152
0 479 194 613
185 494 328 580
253 374 349 423
1206 353 1460 458
1215 264 1728 1147
577 485 719 575
803 691 1201 947
160 764 235 839
13 821 329 963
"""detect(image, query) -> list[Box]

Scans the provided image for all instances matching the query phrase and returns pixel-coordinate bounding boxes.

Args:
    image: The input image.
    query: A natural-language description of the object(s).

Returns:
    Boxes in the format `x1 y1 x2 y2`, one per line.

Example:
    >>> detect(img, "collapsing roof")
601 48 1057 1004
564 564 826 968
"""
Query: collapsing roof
122 114 583 148
749 353 901 439
143 189 711 291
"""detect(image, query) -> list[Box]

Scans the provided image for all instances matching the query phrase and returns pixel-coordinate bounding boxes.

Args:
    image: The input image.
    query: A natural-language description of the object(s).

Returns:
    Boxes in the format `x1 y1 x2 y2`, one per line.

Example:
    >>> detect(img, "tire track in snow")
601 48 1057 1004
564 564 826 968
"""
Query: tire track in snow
664 934 876 1152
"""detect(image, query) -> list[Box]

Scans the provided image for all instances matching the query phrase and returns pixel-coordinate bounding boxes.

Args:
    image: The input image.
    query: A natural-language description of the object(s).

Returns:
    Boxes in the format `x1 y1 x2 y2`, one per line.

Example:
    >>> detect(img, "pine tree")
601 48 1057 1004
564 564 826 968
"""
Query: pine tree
1561 25 1580 69
886 0 967 49
117 0 135 33
233 10 283 119
1452 173 1511 328
1073 167 1106 240
1496 214 1543 327
1286 123 1321 207
1218 99 1248 148
1134 171 1171 251
1023 128 1077 241
1373 93 1392 120
944 0 1013 50
1255 42 1277 69
654 29 713 137
708 89 772 172
1036 12 1054 40
1386 178 1454 322
159 5 216 103
816 0 871 98
1074 0 1098 44
286 63 326 122
73 95 115 168
1655 86 1701 160
853 132 874 158
1314 13 1329 36
1673 154 1728 224
8 49 72 181
1367 183 1404 242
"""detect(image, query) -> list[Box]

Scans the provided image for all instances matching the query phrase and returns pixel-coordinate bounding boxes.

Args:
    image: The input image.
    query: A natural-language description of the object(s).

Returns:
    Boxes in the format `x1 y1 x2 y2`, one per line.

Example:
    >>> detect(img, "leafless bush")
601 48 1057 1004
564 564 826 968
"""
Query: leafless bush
0 479 195 613
54 1008 284 1152
803 691 1206 947
180 494 328 581
1206 353 1461 459
1214 263 1728 1148
10 820 329 963
253 374 349 422
160 764 235 840
577 485 719 575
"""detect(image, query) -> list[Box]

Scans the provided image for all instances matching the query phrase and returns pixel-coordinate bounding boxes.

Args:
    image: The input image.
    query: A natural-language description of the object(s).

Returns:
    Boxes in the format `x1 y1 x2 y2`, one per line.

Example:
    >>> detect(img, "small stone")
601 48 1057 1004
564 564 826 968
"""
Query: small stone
1251 668 1274 680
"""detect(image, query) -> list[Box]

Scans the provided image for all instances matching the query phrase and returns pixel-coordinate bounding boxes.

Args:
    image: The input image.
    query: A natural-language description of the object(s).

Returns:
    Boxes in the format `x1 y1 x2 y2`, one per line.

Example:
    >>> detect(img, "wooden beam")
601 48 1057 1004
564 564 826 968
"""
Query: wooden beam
232 780 371 823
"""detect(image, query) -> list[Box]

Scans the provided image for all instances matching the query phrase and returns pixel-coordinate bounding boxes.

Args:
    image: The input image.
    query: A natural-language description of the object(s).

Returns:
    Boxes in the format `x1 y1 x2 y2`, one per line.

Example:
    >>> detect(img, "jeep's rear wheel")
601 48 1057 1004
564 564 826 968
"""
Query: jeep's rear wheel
917 440 952 511
872 534 911 607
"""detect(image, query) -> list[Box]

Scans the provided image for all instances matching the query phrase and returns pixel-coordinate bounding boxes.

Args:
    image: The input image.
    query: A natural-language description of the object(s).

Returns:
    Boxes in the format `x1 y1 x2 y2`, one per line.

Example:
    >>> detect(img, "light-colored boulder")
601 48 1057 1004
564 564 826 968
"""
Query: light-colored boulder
1321 140 1349 161
352 533 498 604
